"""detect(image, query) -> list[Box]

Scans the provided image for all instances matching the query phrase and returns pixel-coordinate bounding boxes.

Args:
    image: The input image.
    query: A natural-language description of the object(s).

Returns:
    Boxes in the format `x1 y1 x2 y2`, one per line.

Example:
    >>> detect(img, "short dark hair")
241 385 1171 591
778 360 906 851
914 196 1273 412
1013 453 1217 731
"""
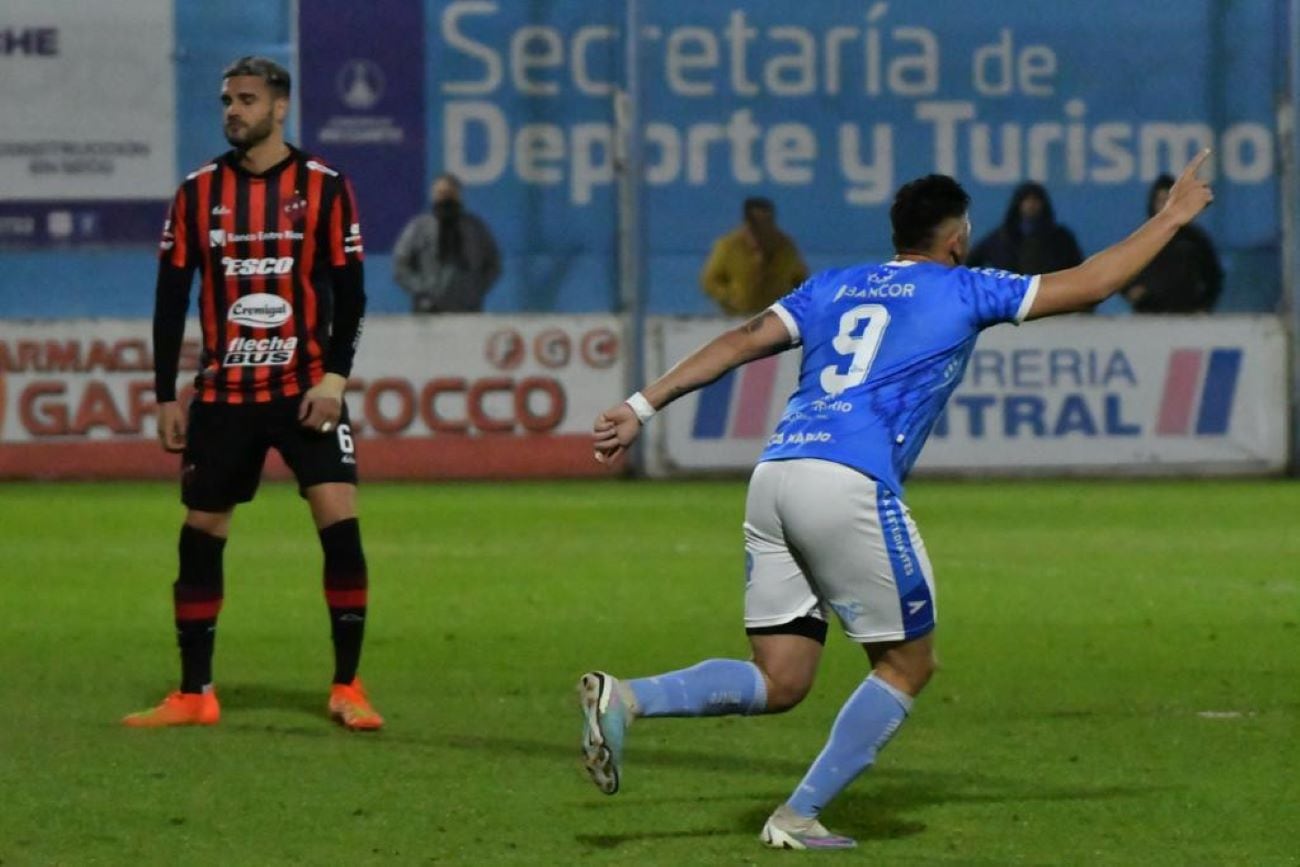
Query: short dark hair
890 175 970 252
222 56 291 98
743 196 774 217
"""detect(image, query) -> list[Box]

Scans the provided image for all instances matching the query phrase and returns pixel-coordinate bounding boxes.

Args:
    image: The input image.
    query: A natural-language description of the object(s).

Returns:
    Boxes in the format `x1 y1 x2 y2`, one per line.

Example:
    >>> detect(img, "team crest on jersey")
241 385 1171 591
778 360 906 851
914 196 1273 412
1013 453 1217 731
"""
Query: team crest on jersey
228 293 293 328
284 192 308 224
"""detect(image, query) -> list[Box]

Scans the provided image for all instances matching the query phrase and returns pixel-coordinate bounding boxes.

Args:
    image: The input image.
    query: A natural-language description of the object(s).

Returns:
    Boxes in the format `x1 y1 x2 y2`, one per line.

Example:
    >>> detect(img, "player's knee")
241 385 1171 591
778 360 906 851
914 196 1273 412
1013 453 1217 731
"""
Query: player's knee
184 510 231 538
308 483 356 529
872 641 937 697
890 649 937 696
758 667 815 713
910 650 938 692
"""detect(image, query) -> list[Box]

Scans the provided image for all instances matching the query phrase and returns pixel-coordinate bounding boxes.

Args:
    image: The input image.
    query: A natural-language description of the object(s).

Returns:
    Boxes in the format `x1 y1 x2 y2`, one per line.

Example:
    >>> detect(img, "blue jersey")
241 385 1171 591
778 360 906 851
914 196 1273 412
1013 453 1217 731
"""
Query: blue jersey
760 259 1039 496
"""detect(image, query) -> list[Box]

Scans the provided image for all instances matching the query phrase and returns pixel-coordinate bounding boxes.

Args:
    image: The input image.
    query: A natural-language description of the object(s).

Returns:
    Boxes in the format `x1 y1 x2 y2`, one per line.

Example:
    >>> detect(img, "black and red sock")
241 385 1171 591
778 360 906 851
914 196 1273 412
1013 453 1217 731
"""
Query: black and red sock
320 518 368 685
174 524 225 694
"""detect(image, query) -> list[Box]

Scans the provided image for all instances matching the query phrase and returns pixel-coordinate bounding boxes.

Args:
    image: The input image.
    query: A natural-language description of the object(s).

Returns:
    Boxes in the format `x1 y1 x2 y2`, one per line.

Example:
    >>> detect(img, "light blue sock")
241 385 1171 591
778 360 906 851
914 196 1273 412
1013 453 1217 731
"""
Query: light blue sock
628 659 768 717
786 673 913 818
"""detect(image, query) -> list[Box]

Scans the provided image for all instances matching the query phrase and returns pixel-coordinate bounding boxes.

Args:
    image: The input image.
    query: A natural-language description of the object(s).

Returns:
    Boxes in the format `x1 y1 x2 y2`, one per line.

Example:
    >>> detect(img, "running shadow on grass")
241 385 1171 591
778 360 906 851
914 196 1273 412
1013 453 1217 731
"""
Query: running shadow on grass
446 733 816 777
733 779 1157 846
572 774 1161 850
575 828 737 849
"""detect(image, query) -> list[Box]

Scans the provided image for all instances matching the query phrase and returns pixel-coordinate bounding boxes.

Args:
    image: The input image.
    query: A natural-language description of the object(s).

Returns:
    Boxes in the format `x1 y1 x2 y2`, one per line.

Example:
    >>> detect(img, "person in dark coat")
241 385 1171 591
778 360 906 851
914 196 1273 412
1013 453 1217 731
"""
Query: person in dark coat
1122 174 1223 313
968 182 1083 275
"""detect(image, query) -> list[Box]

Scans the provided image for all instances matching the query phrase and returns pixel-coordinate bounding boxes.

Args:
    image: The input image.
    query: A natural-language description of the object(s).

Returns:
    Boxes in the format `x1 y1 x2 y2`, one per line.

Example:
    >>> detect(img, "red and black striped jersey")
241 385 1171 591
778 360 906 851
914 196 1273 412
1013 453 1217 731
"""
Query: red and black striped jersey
158 146 365 404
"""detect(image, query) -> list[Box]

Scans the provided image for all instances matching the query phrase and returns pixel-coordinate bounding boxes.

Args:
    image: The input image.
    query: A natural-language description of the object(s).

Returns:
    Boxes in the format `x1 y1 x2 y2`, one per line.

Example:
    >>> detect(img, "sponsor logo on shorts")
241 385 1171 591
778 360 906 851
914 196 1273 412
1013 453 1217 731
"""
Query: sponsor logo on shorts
223 335 298 367
829 599 865 625
228 293 294 328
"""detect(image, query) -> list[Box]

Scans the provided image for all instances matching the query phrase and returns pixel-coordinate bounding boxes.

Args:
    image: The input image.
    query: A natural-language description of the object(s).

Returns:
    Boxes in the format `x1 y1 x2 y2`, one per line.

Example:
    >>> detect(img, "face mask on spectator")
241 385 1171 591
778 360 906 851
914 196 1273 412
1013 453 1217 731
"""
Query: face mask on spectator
433 199 461 221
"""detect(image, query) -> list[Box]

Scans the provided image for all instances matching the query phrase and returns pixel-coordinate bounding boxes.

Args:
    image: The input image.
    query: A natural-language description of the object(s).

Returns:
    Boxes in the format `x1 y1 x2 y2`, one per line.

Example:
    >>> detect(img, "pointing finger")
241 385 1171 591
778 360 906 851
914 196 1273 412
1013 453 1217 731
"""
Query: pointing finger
1182 148 1211 181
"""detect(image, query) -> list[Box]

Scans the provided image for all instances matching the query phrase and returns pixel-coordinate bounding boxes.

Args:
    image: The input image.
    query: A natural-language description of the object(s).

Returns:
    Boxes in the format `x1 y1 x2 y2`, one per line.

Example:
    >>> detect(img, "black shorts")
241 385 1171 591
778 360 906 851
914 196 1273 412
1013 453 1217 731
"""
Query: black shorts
181 398 359 511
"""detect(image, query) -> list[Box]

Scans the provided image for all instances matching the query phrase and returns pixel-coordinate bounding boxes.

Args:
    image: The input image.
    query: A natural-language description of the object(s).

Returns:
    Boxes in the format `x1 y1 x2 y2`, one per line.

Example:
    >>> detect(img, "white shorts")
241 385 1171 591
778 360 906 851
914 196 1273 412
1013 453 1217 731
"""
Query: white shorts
743 458 937 643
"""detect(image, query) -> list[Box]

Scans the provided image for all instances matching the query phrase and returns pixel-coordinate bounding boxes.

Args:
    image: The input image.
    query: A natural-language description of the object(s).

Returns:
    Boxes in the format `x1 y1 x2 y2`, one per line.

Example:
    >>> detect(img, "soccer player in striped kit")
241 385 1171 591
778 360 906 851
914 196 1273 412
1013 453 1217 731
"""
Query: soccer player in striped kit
581 151 1214 848
124 57 381 731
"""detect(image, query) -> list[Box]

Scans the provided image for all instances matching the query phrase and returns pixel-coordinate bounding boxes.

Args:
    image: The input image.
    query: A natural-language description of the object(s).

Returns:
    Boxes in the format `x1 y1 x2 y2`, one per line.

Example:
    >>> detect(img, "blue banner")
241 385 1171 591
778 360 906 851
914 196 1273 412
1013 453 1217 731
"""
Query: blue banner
300 0 427 252
428 0 1281 312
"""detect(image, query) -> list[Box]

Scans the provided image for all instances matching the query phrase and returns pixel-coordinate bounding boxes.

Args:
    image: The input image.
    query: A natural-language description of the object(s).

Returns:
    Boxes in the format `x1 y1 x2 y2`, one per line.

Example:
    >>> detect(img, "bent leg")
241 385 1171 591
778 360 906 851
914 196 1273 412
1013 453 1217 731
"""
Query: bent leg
749 626 825 712
784 632 935 819
627 658 770 718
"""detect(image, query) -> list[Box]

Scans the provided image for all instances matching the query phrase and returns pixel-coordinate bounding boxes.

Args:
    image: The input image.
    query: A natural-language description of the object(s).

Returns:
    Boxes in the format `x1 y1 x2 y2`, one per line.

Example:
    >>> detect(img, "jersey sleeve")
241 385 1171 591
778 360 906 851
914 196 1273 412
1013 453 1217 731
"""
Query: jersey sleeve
158 185 195 269
769 275 820 346
328 177 365 267
956 267 1040 328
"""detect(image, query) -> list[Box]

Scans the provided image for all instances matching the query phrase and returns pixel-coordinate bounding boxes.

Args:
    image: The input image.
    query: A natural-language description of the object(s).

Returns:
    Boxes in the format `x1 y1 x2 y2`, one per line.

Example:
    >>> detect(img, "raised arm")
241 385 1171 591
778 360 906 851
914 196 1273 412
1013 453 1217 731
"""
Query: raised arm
1026 150 1214 320
593 310 794 464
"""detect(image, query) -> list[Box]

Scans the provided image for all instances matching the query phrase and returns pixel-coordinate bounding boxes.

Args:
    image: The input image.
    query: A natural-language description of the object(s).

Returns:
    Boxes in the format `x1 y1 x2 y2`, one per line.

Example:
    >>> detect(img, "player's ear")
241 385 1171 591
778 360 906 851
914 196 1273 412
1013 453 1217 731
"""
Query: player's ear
273 95 289 125
942 226 964 266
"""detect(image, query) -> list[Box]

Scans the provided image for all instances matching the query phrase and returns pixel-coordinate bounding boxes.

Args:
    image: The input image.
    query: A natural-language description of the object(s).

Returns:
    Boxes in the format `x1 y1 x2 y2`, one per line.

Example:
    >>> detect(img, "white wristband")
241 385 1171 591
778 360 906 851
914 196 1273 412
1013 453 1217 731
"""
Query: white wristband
625 391 656 425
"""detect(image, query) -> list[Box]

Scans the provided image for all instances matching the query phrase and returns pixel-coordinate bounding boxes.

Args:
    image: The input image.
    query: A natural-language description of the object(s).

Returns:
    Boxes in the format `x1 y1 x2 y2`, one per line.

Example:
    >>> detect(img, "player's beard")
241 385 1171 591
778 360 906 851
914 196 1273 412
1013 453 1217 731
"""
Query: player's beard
224 112 275 151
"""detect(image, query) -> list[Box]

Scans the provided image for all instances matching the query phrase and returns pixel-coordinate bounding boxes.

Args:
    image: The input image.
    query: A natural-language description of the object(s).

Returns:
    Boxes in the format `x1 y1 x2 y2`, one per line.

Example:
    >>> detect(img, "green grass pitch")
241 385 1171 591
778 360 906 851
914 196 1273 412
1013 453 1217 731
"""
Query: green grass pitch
1 478 1296 865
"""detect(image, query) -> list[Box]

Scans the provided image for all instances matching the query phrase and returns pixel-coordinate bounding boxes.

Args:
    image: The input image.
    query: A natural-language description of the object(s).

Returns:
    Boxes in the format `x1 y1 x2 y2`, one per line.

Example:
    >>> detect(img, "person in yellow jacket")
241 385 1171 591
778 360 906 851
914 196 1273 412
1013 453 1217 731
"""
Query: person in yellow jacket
700 198 809 315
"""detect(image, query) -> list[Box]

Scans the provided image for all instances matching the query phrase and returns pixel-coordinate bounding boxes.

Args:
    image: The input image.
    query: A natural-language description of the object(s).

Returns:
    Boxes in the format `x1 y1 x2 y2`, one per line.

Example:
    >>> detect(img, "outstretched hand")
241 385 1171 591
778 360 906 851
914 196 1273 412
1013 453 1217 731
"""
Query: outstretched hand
593 402 642 465
1161 149 1215 226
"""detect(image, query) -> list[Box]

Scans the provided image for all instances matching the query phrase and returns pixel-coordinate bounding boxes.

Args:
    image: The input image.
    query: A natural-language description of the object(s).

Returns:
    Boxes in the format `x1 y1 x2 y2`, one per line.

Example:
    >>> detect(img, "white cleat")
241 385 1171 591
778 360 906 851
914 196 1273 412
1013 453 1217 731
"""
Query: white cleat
577 671 631 795
760 804 858 851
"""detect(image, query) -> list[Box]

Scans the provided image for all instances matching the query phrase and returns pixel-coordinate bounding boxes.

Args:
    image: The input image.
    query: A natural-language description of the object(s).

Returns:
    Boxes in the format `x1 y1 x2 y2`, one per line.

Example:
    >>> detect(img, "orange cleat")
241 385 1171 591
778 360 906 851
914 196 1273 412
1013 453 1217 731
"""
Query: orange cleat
329 678 384 731
122 690 220 728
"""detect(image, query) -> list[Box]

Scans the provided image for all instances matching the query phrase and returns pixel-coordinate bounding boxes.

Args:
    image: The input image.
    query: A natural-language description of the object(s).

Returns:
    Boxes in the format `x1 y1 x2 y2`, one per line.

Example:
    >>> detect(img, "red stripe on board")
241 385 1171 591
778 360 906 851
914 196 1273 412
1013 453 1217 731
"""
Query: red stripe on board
325 589 368 608
731 355 780 438
176 599 223 621
0 435 610 481
1156 349 1203 436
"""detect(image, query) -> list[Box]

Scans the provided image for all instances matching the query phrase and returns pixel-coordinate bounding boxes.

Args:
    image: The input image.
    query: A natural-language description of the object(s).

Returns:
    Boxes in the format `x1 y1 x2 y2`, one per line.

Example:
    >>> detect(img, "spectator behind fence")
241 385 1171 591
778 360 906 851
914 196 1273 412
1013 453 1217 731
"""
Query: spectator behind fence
1122 174 1223 313
968 182 1083 275
393 173 501 313
700 197 808 316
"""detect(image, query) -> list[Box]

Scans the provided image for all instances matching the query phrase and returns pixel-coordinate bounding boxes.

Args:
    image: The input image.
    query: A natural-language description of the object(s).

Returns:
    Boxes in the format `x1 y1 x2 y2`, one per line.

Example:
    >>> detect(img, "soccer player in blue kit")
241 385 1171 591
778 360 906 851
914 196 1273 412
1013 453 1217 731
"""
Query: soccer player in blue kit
579 151 1214 850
